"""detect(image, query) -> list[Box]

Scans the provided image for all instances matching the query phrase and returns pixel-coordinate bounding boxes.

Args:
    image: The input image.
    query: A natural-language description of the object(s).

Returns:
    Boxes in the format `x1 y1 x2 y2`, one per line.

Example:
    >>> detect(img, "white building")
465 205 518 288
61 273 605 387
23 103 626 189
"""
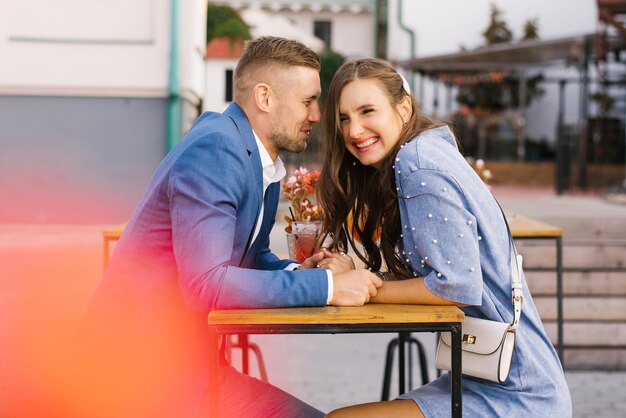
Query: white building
203 6 327 113
213 1 376 58
0 0 207 222
0 0 380 222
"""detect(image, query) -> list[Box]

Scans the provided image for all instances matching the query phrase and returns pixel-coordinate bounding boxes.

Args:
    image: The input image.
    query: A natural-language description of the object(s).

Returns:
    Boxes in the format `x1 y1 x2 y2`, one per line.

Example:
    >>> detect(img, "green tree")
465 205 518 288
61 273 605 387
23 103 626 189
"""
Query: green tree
482 4 513 45
319 50 346 107
206 4 251 44
457 5 543 113
590 91 615 118
522 18 540 41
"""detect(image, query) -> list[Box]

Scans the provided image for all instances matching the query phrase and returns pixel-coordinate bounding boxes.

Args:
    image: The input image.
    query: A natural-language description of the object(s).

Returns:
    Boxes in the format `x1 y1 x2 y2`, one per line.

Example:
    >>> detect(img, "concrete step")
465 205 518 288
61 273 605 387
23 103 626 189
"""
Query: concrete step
493 193 626 370
516 238 626 370
543 322 626 347
533 296 626 320
564 349 626 370
525 271 626 295
516 241 626 269
545 219 626 241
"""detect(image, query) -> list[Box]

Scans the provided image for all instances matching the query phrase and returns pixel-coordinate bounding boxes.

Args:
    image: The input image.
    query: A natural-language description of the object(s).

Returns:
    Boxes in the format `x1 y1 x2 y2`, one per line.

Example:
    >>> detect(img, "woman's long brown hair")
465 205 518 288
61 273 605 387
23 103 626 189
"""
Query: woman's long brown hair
317 58 446 278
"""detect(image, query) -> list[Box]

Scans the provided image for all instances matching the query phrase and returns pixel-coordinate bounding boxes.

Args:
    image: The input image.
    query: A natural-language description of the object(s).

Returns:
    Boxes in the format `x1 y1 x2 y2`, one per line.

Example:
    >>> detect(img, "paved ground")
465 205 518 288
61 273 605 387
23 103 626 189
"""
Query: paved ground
1 185 625 417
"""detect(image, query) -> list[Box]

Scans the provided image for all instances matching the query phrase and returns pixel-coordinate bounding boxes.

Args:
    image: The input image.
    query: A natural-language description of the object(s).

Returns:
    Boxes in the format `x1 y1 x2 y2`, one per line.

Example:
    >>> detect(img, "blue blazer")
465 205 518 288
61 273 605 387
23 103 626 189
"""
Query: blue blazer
94 103 328 315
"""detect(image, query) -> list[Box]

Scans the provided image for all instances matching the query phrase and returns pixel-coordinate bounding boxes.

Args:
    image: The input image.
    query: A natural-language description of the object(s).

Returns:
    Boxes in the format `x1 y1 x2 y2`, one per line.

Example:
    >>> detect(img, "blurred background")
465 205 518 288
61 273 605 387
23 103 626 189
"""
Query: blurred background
1 0 624 223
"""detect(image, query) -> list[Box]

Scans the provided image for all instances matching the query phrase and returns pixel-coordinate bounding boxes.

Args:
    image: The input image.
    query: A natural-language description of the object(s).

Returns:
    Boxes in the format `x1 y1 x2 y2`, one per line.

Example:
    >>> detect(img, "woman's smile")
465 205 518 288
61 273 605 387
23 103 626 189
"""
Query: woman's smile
353 136 380 152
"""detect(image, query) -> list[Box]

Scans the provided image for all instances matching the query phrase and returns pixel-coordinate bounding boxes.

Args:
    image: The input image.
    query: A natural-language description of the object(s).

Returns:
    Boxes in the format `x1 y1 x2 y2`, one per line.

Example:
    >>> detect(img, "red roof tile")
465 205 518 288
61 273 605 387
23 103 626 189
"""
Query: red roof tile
205 37 245 59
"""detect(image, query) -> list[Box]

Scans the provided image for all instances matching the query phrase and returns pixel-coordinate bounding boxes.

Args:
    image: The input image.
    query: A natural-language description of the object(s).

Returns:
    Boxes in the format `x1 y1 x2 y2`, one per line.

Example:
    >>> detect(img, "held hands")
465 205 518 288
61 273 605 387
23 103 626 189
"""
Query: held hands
300 250 381 305
299 250 355 274
330 269 383 306
315 250 355 274
316 251 381 305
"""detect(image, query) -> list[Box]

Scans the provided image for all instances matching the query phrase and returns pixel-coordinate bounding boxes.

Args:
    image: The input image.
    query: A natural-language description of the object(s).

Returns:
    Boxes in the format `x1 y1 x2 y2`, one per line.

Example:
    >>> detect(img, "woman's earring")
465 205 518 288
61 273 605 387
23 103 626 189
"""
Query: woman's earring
403 120 408 128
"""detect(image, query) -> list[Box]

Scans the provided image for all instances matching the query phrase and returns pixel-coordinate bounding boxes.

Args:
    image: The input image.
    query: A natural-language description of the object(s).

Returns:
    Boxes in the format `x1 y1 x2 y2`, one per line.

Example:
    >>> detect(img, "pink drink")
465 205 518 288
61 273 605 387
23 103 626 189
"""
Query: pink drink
293 233 318 263
291 221 321 263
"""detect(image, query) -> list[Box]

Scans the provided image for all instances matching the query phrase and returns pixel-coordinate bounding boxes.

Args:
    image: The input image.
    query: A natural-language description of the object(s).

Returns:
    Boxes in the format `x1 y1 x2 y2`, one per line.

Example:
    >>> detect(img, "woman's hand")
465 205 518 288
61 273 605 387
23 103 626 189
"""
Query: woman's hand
299 251 326 270
315 250 356 275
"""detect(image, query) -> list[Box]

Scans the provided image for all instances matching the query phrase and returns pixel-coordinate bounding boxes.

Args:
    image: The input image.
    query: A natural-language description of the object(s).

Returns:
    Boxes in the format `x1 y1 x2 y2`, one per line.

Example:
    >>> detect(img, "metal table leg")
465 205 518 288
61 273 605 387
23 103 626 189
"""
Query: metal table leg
240 334 249 375
556 236 564 365
398 331 407 395
450 323 462 418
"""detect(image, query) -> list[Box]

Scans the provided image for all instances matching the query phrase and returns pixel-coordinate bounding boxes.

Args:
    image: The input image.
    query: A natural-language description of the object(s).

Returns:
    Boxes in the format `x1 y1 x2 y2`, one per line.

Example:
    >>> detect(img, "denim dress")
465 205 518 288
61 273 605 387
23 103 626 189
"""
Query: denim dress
394 126 572 417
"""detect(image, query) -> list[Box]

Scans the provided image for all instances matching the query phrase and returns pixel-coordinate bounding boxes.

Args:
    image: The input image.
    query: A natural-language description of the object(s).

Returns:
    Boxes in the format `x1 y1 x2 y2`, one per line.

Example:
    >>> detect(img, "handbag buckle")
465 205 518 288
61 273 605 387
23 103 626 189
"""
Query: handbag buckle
462 334 477 344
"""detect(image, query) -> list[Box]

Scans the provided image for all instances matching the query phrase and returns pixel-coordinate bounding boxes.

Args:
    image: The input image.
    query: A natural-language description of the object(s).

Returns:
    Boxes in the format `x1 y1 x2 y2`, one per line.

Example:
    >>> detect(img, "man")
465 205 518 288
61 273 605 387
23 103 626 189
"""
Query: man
78 37 382 418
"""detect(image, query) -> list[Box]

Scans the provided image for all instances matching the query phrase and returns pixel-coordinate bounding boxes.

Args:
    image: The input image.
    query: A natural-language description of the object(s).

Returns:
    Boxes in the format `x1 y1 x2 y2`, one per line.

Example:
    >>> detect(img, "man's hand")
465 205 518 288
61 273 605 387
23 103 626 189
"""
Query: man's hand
316 250 355 275
329 270 383 306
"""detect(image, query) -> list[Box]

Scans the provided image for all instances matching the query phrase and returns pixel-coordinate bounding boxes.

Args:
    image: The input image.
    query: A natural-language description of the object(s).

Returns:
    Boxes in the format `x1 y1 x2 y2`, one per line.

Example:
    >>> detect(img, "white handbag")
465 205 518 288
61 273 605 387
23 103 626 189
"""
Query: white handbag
435 210 524 383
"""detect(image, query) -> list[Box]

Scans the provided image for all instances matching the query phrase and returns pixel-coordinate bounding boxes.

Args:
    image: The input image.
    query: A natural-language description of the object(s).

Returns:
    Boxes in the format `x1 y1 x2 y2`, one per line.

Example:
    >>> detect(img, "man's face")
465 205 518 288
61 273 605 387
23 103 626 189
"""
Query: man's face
269 66 321 154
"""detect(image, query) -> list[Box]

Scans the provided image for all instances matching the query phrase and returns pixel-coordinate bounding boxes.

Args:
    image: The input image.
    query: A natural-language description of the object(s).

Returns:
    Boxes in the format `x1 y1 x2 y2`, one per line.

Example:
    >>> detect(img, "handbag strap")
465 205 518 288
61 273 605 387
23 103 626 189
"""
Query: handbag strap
496 201 524 332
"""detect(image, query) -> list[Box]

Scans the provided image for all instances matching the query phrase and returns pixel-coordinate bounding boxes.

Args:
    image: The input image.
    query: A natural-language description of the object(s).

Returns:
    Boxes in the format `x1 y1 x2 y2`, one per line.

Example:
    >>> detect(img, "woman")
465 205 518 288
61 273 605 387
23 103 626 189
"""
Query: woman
316 58 571 417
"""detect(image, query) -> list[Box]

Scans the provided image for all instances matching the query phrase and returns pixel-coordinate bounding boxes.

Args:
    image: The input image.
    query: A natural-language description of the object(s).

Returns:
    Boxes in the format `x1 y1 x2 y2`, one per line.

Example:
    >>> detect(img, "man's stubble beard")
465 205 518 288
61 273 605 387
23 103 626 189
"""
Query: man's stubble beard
270 111 307 154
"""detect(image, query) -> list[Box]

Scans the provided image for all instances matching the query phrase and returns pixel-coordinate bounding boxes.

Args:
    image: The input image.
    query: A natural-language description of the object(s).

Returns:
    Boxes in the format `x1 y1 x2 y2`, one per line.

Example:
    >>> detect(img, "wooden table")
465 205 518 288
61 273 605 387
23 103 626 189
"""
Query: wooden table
101 212 565 379
507 213 564 362
207 304 465 418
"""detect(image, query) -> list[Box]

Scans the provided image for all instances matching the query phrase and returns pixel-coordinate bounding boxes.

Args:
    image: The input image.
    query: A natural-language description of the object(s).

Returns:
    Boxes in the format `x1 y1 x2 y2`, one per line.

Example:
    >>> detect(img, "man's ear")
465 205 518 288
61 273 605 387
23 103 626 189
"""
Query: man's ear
253 83 272 113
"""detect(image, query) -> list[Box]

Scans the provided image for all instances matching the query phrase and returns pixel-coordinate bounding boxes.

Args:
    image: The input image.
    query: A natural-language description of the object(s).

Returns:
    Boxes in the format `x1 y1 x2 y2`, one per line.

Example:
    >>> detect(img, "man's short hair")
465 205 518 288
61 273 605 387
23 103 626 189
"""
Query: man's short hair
233 36 320 102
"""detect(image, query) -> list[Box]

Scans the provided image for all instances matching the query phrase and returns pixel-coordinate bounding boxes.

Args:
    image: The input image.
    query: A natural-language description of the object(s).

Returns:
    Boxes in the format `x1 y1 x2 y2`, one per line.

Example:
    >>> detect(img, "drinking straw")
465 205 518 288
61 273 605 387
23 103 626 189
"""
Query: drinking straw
289 207 298 238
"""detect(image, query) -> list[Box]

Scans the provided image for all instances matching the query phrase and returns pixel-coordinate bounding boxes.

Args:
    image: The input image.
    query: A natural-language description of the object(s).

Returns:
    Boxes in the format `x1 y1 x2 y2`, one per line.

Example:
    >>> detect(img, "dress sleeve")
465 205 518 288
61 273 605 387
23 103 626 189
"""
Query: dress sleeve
397 168 483 305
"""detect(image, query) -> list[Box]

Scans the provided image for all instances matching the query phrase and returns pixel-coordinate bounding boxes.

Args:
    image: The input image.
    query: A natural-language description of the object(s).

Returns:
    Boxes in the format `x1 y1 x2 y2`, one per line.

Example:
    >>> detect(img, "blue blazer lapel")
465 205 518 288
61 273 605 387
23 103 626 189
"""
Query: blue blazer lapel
244 182 280 264
224 103 263 203
224 103 264 260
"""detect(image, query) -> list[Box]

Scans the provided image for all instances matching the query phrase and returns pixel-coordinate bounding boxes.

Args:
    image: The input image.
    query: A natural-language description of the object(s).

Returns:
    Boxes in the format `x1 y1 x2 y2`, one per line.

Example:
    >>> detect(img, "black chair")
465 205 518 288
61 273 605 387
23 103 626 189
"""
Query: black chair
381 332 430 401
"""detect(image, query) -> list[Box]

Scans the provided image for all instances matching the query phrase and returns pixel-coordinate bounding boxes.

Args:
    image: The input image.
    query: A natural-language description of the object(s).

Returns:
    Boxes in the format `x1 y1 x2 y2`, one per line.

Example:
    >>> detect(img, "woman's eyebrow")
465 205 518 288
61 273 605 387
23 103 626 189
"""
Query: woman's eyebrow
340 104 375 114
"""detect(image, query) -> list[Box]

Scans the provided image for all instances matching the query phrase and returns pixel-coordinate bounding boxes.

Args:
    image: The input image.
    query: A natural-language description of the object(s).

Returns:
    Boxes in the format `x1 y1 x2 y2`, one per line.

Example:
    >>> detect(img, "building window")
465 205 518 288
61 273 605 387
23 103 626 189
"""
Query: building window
225 69 233 102
314 20 331 51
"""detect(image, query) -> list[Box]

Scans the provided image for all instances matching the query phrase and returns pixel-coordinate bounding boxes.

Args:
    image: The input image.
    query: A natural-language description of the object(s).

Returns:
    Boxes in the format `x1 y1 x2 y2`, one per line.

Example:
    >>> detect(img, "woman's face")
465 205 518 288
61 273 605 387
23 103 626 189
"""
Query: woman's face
338 78 410 170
